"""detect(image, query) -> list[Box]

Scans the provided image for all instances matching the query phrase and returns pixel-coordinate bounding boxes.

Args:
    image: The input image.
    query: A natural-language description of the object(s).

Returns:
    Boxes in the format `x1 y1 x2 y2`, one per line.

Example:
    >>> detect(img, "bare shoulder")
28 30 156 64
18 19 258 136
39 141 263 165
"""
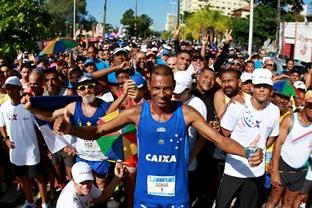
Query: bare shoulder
65 102 76 115
182 104 204 126
119 104 142 124
280 113 293 129
214 89 225 101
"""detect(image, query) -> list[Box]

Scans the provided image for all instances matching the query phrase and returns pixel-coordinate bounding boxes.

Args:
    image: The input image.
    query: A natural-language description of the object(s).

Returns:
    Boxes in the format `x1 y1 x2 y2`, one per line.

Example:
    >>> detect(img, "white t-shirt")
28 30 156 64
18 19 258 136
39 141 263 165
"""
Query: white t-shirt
221 97 280 178
186 95 207 171
56 181 101 208
0 100 40 166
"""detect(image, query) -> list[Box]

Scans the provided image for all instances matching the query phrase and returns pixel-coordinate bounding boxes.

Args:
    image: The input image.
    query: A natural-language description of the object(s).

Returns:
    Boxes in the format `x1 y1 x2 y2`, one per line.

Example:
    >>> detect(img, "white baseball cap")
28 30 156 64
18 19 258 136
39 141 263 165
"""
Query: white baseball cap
252 68 273 86
173 71 193 94
71 162 94 184
5 76 22 87
294 81 306 91
240 72 253 83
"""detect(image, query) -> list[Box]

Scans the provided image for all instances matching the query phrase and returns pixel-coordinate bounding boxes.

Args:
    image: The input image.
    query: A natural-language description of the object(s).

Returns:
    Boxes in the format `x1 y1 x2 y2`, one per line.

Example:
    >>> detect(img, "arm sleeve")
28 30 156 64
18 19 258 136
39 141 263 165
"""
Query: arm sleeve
213 43 229 72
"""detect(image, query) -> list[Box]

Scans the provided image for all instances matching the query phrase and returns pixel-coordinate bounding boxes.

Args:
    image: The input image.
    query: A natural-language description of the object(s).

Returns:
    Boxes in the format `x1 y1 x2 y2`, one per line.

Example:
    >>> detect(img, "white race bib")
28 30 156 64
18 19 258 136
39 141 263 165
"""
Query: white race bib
147 175 175 197
83 140 100 152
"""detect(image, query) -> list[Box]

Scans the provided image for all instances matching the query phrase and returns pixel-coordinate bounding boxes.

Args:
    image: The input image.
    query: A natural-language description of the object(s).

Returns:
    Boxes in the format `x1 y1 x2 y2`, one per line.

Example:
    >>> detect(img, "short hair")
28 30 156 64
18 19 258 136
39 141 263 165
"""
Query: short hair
150 65 174 81
286 58 294 64
219 69 241 80
176 50 191 57
245 60 254 65
43 67 59 78
199 68 215 75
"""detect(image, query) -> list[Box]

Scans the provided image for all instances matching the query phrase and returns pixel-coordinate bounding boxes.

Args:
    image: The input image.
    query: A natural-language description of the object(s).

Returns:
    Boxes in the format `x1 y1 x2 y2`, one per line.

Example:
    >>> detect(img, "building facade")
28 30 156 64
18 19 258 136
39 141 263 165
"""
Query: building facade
164 13 177 31
180 0 249 17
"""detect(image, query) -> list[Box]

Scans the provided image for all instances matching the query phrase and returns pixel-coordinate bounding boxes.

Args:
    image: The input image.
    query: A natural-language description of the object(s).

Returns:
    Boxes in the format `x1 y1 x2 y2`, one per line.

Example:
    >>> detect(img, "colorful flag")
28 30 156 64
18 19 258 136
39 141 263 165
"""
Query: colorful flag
97 110 137 167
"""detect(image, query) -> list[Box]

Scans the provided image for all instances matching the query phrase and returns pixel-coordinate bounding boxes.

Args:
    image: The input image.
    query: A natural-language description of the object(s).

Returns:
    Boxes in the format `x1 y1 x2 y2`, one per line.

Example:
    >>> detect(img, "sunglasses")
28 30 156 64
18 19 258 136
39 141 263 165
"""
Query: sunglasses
77 83 96 91
230 62 241 65
265 63 275 67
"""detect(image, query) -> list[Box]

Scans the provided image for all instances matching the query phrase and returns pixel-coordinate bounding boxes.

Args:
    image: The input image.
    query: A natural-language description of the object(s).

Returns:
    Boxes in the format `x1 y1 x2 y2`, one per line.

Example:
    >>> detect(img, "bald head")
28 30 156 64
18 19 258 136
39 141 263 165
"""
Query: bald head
28 70 44 95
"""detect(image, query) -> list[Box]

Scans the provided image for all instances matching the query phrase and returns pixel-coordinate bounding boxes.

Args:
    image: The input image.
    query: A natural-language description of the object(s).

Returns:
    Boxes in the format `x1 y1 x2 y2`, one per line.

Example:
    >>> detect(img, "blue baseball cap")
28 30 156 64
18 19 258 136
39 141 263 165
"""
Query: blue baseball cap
131 74 146 88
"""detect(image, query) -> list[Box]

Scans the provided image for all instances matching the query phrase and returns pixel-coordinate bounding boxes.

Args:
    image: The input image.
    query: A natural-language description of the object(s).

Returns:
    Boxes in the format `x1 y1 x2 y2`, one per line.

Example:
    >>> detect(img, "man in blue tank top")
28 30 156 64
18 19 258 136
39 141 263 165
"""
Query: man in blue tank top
54 65 264 208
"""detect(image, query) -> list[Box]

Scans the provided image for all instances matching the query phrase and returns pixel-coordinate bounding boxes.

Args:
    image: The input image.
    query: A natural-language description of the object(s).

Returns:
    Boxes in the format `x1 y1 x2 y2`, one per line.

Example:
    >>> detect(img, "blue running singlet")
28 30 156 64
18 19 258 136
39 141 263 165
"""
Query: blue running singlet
135 101 190 206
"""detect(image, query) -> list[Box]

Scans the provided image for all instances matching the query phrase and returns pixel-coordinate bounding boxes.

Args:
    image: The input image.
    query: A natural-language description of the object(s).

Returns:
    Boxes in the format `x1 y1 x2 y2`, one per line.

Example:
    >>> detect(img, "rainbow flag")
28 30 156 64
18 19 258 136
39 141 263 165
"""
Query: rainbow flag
97 110 137 167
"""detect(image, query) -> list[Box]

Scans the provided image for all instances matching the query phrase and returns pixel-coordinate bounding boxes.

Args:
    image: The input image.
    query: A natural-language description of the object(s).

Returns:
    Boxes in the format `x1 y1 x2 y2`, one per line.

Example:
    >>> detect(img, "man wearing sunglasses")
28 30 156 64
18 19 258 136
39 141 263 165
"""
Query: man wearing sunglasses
23 75 112 193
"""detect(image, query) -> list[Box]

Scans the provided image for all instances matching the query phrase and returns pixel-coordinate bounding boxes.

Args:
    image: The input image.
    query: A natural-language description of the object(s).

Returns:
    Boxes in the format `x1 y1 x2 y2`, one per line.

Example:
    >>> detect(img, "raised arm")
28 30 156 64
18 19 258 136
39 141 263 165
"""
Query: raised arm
53 105 141 140
91 61 132 79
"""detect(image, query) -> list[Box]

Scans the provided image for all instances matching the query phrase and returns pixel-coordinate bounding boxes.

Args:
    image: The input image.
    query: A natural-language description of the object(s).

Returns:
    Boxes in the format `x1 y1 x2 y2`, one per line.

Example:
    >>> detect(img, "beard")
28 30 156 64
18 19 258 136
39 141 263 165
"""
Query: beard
223 87 238 98
82 94 96 104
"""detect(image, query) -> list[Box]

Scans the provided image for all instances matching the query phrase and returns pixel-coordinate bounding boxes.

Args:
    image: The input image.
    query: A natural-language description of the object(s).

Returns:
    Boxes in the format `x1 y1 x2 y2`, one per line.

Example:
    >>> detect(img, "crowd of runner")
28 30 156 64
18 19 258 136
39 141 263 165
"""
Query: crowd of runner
0 27 311 208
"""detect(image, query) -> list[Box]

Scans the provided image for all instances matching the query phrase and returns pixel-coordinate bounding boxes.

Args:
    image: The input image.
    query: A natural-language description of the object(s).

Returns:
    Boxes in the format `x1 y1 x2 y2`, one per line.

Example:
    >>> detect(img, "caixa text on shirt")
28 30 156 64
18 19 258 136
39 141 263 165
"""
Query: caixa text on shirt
145 154 176 163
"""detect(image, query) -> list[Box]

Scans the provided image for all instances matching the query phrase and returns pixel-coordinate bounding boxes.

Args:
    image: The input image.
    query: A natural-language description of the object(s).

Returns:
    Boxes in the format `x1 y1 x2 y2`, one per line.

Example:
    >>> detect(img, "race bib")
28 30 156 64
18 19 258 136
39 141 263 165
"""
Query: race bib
83 140 100 152
147 175 175 197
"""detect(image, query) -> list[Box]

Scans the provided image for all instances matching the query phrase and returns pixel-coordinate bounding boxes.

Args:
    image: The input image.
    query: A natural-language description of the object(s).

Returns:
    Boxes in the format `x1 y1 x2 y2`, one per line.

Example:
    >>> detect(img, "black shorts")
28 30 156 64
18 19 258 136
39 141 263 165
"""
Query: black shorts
279 157 307 191
51 148 74 167
300 180 312 194
12 163 42 178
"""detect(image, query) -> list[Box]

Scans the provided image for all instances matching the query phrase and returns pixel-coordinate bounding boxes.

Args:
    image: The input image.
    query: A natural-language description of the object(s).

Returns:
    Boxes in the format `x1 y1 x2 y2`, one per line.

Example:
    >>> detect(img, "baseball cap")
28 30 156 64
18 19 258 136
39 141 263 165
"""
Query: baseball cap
173 71 193 94
162 49 170 56
71 162 94 184
84 59 96 67
113 48 128 56
305 90 312 102
146 51 156 58
294 81 306 91
252 68 273 86
131 74 146 88
151 47 158 52
77 74 96 85
5 76 22 87
240 72 252 83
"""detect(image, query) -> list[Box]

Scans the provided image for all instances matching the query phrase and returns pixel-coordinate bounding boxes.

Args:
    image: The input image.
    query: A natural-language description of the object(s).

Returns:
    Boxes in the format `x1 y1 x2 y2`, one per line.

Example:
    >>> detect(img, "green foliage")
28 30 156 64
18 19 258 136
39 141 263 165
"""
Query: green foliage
0 0 51 59
231 0 304 49
161 31 172 40
183 7 230 40
120 9 153 38
230 17 249 46
41 0 92 37
253 4 277 47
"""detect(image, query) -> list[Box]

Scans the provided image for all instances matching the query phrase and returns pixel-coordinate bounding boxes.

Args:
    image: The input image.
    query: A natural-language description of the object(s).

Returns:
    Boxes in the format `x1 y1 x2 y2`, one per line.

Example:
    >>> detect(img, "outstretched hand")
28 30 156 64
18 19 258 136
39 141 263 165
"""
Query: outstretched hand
53 116 75 136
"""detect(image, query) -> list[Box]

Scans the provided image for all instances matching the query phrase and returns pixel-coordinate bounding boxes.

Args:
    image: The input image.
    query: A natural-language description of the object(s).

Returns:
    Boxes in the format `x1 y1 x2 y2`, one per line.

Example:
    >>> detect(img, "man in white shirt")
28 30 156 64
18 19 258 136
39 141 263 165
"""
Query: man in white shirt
56 161 125 208
216 69 280 208
0 76 48 208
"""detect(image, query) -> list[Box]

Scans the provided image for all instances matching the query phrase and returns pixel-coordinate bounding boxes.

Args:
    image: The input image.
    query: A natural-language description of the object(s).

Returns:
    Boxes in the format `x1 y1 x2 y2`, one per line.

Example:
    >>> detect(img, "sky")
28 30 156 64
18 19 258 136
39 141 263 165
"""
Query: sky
86 0 177 31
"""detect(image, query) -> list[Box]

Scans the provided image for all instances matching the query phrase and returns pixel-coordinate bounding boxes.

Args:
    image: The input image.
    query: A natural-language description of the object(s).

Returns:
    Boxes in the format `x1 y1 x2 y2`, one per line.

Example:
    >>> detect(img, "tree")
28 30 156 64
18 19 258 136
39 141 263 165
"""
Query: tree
182 7 230 41
120 9 153 37
41 0 93 37
230 1 305 49
0 0 51 59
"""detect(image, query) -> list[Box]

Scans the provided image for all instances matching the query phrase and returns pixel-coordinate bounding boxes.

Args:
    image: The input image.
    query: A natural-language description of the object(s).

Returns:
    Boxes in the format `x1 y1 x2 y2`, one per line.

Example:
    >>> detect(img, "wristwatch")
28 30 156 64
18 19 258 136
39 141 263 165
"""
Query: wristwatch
2 136 9 143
